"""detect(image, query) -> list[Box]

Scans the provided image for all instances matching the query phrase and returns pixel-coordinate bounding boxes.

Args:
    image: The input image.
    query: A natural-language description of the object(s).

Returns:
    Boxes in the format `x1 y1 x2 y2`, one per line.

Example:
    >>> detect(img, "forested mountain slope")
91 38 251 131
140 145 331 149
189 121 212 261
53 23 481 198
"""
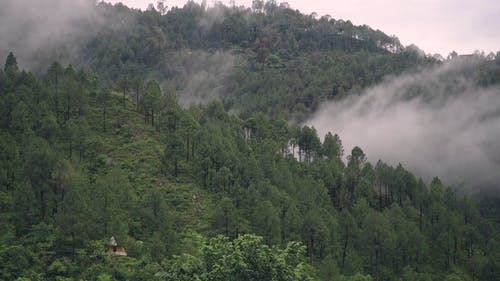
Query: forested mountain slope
1 52 499 280
1 1 500 281
81 1 438 120
2 0 437 120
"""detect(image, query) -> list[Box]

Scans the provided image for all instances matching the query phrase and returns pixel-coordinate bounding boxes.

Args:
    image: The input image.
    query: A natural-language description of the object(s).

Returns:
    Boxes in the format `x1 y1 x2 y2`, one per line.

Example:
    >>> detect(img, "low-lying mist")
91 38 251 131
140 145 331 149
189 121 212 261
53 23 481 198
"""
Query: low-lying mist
0 0 133 72
166 50 239 106
0 0 92 70
307 57 500 191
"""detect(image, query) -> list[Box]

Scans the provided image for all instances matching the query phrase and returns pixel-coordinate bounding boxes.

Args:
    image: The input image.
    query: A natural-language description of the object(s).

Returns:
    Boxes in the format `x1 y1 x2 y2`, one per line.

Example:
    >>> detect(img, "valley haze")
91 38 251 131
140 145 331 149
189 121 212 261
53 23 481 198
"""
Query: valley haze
307 57 500 192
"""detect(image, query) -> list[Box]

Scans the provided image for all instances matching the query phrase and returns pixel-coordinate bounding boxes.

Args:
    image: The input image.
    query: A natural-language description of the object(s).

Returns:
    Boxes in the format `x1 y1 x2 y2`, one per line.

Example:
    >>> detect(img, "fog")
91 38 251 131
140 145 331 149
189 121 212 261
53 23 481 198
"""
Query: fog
307 57 500 190
0 0 133 72
165 50 238 106
0 0 90 70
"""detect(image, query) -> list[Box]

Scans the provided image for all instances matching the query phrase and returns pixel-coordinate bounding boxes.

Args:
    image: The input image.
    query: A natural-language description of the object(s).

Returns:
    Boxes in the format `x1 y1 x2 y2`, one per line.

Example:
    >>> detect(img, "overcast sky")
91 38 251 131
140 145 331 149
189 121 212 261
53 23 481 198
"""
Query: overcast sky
106 0 500 56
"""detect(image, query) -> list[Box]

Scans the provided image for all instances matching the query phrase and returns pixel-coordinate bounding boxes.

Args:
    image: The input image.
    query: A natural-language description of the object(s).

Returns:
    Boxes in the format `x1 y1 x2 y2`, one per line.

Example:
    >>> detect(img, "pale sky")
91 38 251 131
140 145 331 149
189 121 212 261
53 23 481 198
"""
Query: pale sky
106 0 500 56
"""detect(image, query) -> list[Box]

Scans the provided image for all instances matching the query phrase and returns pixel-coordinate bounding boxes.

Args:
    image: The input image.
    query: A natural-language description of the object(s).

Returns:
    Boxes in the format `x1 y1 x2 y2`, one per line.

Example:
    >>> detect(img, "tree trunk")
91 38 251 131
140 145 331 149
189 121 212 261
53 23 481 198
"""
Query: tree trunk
40 189 46 219
55 75 59 120
224 210 229 236
192 140 195 160
61 189 65 206
69 139 72 160
419 205 423 231
103 106 106 132
186 135 190 161
71 231 76 261
452 236 457 265
66 94 70 121
156 112 160 132
398 186 402 206
52 184 58 217
174 156 178 177
341 236 348 268
308 229 315 263
385 185 389 206
79 141 83 162
136 89 140 110
379 183 383 210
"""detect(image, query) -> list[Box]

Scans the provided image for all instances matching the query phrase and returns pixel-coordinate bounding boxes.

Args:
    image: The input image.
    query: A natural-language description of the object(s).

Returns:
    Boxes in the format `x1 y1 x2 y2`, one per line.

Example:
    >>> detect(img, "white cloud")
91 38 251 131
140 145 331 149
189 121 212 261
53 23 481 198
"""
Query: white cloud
307 57 500 190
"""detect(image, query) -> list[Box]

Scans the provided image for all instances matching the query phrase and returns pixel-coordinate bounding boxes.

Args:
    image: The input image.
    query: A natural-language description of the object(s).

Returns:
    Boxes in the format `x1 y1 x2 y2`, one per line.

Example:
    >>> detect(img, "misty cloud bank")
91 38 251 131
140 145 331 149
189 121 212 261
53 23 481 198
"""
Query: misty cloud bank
0 0 133 72
0 0 93 70
0 0 238 105
166 50 239 106
307 58 500 190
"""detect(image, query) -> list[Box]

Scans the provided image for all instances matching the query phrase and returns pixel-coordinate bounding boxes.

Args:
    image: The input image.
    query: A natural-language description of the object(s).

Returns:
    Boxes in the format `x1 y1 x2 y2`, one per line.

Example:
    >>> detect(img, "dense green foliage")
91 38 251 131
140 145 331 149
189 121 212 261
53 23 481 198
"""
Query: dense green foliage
2 1 500 280
1 51 499 281
53 1 437 121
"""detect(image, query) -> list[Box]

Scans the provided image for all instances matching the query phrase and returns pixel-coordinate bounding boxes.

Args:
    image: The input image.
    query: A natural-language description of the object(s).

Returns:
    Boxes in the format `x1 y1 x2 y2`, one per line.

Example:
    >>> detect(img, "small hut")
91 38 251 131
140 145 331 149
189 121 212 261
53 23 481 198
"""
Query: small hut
106 236 127 256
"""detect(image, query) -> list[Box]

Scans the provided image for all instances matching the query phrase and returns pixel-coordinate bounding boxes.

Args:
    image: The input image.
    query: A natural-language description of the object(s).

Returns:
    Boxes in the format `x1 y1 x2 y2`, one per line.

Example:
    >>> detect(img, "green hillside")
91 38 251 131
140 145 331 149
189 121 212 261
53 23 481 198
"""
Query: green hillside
32 1 438 121
1 51 499 280
1 1 500 281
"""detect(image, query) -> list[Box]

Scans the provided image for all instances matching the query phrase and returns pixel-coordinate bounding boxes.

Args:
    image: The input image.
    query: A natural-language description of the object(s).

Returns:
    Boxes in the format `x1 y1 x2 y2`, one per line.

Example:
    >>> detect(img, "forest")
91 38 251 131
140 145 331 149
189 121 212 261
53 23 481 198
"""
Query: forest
1 1 500 281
